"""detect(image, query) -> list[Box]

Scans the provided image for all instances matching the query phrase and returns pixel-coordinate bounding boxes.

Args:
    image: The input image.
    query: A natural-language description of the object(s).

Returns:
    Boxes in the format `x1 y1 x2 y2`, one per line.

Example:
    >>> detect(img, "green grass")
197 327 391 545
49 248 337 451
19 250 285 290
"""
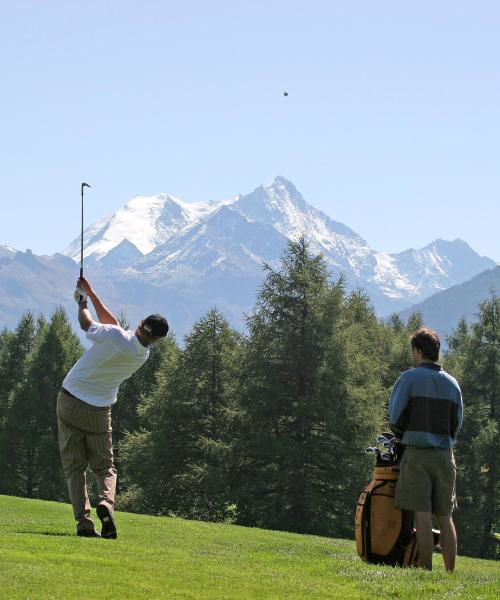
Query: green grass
0 495 498 599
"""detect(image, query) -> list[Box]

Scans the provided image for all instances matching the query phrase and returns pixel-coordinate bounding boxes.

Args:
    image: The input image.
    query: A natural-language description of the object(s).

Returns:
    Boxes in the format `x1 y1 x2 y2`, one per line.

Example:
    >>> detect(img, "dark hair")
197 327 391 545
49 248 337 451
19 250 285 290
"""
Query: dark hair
141 314 169 338
411 327 440 361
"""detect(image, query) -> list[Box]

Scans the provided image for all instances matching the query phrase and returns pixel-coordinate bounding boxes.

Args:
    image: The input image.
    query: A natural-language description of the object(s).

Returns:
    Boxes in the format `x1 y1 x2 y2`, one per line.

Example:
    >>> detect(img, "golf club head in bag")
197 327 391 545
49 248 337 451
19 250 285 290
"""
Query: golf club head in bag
365 432 403 466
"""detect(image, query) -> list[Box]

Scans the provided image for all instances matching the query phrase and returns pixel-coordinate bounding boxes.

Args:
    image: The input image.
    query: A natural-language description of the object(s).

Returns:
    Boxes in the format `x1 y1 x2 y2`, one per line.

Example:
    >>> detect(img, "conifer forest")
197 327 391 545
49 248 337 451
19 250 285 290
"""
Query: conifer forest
0 239 498 559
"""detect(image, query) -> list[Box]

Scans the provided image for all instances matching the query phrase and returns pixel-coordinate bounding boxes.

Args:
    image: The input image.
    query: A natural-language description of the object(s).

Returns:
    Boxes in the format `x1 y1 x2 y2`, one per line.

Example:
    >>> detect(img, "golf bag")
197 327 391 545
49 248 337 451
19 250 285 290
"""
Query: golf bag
355 461 418 567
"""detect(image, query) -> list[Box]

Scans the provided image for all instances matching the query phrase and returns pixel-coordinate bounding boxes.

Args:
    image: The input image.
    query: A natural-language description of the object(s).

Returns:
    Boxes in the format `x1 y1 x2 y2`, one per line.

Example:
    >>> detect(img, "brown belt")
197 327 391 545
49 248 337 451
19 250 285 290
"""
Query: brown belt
61 387 80 400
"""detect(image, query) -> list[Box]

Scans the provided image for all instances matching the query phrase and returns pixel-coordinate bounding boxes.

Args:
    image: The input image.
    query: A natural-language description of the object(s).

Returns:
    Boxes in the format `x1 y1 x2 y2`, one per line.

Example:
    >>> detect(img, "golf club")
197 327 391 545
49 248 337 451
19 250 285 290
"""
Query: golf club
80 183 91 278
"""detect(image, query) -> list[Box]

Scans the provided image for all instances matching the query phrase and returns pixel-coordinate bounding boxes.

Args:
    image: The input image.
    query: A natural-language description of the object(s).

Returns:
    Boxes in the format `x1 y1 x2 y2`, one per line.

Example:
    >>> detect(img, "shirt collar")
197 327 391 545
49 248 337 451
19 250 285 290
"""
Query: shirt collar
418 362 442 371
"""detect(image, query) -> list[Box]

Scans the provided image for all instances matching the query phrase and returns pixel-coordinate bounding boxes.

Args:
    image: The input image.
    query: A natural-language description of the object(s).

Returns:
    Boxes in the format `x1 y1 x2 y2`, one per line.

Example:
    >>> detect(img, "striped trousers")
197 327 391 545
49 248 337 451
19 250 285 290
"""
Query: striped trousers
57 390 117 532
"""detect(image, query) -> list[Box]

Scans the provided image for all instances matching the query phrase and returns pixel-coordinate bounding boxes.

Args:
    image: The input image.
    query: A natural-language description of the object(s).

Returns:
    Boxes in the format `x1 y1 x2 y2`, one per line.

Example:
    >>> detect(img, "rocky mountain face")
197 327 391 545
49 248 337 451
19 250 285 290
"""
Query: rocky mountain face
0 177 496 339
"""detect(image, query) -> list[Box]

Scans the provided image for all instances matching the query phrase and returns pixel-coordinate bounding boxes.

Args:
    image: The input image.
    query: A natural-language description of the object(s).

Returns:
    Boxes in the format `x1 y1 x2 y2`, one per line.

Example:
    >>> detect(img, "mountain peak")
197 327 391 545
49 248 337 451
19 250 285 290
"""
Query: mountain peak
268 175 296 189
265 175 307 211
56 179 496 325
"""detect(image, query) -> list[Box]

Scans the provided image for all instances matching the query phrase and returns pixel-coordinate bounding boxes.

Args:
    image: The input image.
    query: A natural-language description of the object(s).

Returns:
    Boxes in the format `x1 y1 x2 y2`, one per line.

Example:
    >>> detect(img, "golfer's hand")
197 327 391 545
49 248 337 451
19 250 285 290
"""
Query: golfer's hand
74 287 88 305
77 277 93 296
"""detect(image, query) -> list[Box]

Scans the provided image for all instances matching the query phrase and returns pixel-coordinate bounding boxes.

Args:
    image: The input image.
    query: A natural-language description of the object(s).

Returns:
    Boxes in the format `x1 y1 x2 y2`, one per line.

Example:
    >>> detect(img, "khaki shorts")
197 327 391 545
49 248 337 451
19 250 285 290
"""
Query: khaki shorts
394 447 457 516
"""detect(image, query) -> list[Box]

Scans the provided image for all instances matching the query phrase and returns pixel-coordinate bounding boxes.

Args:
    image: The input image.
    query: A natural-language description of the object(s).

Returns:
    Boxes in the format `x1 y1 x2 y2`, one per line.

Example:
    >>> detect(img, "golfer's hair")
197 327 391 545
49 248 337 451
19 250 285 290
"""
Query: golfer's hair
411 327 440 362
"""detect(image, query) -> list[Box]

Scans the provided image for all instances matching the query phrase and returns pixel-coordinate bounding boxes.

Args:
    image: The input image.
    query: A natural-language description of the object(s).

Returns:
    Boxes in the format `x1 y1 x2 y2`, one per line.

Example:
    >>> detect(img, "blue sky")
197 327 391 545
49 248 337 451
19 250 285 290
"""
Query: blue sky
1 1 499 261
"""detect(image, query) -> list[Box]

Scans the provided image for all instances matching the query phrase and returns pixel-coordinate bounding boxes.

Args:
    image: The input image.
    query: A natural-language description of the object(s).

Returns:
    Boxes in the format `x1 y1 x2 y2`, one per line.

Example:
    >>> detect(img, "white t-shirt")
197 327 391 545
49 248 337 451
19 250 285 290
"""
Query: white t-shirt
63 322 150 407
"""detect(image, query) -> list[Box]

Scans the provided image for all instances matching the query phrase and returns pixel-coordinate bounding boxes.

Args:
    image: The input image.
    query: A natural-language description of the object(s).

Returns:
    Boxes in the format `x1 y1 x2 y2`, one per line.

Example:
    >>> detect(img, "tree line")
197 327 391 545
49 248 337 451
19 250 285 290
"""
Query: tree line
0 238 497 559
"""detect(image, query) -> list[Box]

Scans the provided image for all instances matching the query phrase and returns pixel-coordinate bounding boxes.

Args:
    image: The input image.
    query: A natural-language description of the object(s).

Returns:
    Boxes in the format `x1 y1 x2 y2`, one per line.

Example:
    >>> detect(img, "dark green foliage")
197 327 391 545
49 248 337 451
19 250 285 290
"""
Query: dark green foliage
0 312 39 494
0 312 38 416
113 334 175 493
0 328 14 425
330 291 389 535
0 252 496 561
382 312 422 387
445 292 500 559
0 308 83 499
120 309 239 522
234 239 384 537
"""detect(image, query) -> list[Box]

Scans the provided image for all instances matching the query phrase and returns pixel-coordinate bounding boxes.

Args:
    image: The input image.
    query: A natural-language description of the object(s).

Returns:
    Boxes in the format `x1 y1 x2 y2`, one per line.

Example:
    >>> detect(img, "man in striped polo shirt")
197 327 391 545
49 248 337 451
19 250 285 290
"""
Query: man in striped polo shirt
57 277 169 538
389 327 463 571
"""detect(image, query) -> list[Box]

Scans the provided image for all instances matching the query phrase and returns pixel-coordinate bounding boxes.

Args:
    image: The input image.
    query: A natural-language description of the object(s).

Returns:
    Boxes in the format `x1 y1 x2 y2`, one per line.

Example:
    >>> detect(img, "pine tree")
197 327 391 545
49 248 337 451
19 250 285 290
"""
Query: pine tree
235 237 353 535
446 293 499 559
0 312 38 494
0 312 38 408
0 327 14 425
1 308 83 499
382 312 423 388
329 290 389 536
112 333 174 493
120 310 239 522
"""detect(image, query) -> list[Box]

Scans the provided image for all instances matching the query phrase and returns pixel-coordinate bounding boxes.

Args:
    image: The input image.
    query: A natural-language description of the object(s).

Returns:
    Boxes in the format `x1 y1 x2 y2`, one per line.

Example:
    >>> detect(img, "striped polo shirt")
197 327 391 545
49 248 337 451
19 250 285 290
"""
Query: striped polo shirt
389 362 463 448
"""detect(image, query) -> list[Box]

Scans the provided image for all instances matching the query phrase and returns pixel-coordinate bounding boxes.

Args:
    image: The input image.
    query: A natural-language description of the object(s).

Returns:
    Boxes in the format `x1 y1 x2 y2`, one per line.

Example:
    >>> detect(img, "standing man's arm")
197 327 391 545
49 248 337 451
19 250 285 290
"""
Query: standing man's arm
389 375 411 436
78 277 119 327
453 389 464 437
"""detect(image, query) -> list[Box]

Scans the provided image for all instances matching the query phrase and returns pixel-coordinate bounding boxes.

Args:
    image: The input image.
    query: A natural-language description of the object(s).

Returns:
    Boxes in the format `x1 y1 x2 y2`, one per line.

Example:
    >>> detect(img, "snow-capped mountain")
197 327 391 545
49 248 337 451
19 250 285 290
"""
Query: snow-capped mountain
62 176 494 309
230 177 377 280
371 238 496 304
63 193 229 261
1 177 496 338
134 205 288 282
398 266 500 344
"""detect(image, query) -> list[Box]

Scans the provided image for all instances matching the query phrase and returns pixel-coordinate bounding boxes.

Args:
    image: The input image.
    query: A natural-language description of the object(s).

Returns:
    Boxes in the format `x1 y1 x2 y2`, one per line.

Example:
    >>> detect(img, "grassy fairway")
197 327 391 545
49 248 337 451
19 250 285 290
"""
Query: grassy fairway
0 495 498 599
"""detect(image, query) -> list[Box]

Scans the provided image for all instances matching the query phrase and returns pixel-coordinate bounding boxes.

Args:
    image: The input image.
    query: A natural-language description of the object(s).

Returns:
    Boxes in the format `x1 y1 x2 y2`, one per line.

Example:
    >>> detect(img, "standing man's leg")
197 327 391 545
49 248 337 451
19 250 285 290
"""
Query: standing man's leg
435 514 457 572
414 511 434 570
431 449 458 572
395 449 435 569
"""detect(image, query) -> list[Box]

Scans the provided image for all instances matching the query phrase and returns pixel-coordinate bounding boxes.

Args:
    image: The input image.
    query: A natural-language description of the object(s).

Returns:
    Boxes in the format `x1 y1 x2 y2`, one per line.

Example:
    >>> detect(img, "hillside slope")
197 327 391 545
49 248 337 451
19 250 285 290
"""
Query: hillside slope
0 495 498 599
398 266 500 341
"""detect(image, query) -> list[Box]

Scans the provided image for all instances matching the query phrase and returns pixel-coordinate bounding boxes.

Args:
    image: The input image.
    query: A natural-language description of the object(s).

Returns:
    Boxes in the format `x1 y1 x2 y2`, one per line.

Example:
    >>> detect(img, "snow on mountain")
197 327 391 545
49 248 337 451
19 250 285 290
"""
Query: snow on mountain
39 175 495 330
398 266 500 343
231 176 375 277
133 205 288 283
63 193 226 261
371 239 496 302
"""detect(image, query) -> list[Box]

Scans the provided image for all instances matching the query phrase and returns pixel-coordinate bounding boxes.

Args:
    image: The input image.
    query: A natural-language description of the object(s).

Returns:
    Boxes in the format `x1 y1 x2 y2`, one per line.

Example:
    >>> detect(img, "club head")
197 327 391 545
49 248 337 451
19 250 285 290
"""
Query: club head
365 447 378 454
377 435 389 444
81 182 91 189
380 452 392 462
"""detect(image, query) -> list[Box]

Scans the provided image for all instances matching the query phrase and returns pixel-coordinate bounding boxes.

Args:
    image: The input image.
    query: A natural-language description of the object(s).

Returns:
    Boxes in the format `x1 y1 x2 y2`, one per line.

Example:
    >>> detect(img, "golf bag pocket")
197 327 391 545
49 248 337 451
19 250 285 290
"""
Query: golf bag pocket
355 465 415 567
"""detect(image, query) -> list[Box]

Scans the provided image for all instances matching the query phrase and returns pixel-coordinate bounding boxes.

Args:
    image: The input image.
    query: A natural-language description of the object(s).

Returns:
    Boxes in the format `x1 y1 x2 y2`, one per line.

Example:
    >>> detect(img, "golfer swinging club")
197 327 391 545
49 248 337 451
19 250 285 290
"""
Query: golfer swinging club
57 277 169 538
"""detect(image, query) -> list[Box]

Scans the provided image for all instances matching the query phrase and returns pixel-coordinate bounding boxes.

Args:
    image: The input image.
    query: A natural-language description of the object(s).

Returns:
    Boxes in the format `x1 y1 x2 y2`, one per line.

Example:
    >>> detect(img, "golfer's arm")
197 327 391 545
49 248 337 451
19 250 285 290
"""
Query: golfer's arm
88 291 119 326
78 302 94 332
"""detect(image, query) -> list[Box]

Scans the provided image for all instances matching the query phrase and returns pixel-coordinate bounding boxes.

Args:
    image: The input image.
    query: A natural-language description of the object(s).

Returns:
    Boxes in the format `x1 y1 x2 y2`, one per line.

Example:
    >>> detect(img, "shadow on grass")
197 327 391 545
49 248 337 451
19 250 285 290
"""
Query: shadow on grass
14 530 75 537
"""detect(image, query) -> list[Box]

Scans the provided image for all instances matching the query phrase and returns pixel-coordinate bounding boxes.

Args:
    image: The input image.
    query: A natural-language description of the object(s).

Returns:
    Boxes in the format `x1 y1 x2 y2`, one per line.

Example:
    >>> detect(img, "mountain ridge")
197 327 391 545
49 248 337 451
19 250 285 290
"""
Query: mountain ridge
398 266 500 342
61 176 494 310
1 177 496 337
